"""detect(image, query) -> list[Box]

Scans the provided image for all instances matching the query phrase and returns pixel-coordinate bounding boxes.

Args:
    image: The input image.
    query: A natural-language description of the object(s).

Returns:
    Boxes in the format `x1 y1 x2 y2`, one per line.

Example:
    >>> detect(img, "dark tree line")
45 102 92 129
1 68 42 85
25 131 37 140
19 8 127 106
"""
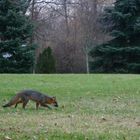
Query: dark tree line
0 0 34 73
1 0 139 73
90 0 140 73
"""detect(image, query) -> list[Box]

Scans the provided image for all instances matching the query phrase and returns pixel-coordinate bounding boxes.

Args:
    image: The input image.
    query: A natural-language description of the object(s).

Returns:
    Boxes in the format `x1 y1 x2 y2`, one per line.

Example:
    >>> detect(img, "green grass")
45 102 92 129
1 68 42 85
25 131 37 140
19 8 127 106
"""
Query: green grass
0 74 140 140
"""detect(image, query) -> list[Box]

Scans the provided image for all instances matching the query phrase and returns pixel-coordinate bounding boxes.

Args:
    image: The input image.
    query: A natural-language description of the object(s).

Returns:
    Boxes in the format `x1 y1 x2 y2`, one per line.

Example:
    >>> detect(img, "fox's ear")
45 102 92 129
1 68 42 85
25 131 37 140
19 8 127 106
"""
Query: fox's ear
52 96 56 100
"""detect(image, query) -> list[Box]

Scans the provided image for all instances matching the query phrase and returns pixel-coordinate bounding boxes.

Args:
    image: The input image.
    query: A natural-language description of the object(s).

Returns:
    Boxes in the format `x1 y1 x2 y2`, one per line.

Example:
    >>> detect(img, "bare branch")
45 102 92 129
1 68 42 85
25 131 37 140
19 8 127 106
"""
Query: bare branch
32 0 80 5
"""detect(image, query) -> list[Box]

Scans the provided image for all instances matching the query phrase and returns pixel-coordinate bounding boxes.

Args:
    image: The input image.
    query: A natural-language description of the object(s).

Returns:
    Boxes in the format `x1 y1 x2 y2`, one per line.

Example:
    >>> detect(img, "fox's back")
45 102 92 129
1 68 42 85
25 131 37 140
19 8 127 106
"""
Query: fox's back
18 90 46 101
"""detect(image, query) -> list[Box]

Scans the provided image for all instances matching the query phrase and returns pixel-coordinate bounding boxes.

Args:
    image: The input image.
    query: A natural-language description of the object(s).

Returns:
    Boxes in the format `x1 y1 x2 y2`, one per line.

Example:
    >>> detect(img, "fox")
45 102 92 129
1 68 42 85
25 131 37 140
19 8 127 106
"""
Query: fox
2 90 58 109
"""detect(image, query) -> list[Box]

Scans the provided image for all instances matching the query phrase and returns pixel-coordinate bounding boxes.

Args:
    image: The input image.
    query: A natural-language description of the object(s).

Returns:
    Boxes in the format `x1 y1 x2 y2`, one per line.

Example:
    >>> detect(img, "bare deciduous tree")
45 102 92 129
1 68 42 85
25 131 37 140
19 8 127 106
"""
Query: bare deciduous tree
27 0 114 73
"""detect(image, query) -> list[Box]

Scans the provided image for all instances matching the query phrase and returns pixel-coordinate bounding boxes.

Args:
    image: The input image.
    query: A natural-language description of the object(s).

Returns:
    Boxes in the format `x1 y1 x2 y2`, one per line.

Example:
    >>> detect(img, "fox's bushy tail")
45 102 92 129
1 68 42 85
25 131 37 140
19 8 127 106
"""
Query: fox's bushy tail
3 95 20 107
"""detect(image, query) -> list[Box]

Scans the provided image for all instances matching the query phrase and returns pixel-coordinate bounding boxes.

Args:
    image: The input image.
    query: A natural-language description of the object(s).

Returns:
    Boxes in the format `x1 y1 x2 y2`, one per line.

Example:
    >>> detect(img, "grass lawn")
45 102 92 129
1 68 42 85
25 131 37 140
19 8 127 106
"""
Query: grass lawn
0 74 140 140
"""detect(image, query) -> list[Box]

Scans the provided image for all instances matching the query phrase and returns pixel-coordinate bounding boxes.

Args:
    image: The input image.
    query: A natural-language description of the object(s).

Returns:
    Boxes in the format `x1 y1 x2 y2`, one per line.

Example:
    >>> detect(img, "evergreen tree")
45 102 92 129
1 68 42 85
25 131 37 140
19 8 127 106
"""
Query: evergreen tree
90 0 140 73
36 47 56 73
0 0 34 73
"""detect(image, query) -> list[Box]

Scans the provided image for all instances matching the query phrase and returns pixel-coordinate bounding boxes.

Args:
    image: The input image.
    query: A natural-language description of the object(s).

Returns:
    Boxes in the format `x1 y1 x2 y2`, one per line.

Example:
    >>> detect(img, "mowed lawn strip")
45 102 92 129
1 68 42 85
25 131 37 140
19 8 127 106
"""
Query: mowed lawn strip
0 74 140 140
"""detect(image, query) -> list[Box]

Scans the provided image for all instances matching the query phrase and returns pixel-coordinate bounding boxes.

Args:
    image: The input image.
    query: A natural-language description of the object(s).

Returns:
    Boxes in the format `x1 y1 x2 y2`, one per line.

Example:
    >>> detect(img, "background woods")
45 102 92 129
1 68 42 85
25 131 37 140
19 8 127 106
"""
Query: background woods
28 0 113 73
1 0 139 73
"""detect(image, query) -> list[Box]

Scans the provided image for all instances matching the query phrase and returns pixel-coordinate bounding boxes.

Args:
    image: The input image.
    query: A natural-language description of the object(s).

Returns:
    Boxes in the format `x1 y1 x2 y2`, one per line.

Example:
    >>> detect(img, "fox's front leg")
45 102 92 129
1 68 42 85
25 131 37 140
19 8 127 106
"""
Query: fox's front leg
36 102 40 110
15 100 22 108
41 103 52 109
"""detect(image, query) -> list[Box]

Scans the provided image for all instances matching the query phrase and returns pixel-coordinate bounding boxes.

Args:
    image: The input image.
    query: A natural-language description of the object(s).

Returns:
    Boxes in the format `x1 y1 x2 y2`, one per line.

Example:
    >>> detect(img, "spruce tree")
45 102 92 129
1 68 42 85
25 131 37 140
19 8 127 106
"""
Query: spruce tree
36 47 56 73
90 0 140 73
0 0 34 73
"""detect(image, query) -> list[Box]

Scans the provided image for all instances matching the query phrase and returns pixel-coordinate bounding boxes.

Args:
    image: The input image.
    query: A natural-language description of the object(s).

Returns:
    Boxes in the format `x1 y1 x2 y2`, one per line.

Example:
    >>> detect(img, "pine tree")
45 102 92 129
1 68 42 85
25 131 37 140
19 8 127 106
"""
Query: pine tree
0 0 34 73
90 0 140 73
36 47 56 73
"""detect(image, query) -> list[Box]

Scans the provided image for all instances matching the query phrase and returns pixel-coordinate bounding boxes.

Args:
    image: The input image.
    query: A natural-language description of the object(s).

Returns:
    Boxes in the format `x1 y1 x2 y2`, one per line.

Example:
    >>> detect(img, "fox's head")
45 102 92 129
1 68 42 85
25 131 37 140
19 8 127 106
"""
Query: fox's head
47 96 58 107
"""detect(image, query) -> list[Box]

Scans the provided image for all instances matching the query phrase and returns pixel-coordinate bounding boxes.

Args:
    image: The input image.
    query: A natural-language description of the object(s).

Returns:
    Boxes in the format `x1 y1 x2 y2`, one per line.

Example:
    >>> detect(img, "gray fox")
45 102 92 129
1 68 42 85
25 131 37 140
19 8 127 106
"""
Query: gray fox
3 90 58 109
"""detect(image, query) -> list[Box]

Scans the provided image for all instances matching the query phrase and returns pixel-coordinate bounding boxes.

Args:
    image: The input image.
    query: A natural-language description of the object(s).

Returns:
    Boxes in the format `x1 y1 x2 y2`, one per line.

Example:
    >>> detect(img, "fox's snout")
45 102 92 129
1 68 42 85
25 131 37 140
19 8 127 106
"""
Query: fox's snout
54 102 58 107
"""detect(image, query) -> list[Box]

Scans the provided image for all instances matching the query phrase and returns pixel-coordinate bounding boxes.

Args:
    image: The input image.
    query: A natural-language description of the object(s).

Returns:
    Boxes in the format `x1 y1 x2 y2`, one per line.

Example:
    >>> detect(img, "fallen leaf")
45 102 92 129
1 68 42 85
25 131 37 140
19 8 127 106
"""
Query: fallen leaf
61 105 65 109
136 122 140 126
54 123 58 126
101 116 107 121
4 136 12 140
